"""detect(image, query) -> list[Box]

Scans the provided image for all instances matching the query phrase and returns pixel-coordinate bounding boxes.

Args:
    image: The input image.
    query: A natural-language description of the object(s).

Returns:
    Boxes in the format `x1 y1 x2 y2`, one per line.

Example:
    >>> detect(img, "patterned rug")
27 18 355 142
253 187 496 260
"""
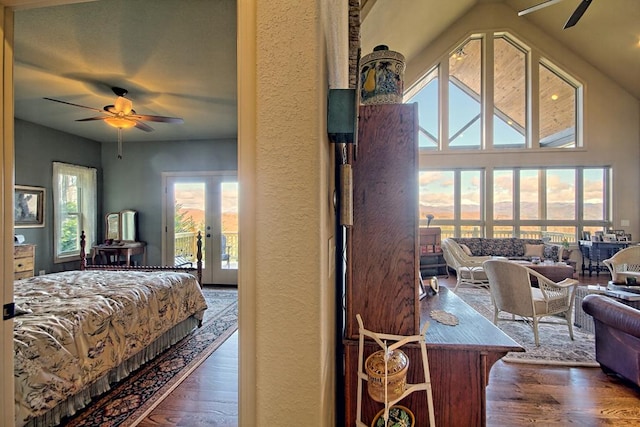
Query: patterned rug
454 286 598 367
64 286 238 426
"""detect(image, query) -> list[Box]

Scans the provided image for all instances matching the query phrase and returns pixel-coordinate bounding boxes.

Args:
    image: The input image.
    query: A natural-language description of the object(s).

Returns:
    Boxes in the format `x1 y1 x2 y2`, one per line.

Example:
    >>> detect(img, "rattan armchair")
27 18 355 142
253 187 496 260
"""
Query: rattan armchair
483 259 578 346
603 245 640 284
441 238 491 291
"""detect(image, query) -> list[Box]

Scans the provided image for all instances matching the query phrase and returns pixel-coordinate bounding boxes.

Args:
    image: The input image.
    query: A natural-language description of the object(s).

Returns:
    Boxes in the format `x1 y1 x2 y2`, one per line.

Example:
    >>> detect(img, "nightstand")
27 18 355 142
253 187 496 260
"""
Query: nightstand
14 244 35 280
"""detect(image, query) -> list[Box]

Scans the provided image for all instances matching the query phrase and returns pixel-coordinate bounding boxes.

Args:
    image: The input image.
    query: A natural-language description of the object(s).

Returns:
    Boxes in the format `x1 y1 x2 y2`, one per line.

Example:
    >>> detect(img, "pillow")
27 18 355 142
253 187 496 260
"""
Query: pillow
460 243 473 257
524 244 544 258
544 244 561 262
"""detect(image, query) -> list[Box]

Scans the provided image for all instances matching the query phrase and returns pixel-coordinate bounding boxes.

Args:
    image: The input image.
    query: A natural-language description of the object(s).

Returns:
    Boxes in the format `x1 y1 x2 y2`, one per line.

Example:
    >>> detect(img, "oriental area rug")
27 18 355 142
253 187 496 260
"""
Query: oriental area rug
64 287 238 427
455 286 598 367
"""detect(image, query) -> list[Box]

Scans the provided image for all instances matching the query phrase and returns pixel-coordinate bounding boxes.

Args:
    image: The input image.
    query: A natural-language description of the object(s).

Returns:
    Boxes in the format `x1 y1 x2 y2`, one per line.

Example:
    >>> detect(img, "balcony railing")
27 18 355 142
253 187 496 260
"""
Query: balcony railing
174 231 238 267
437 227 574 243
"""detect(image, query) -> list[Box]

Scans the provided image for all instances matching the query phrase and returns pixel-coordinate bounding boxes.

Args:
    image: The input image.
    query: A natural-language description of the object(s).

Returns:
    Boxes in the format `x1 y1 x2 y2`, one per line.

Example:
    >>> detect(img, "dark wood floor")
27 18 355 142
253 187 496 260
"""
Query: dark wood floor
139 271 640 426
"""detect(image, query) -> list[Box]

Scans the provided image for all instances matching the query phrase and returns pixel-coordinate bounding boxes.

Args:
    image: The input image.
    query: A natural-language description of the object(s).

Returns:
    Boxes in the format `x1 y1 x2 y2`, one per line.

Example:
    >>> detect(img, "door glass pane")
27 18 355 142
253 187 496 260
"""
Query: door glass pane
449 38 482 149
173 182 205 268
221 182 238 270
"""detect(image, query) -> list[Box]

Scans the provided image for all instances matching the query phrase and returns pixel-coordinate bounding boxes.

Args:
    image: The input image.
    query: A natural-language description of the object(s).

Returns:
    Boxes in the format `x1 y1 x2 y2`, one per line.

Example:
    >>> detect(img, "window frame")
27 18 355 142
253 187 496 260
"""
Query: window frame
420 166 611 243
406 31 583 153
52 162 97 263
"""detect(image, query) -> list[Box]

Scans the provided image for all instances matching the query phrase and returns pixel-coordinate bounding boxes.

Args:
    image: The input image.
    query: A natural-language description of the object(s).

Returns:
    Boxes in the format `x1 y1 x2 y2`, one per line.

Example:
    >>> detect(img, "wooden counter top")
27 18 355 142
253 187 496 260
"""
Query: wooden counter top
420 286 524 353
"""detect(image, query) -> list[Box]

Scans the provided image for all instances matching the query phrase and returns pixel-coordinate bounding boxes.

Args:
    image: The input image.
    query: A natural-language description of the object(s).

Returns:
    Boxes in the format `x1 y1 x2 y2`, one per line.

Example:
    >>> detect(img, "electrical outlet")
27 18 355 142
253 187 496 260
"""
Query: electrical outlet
39 270 46 276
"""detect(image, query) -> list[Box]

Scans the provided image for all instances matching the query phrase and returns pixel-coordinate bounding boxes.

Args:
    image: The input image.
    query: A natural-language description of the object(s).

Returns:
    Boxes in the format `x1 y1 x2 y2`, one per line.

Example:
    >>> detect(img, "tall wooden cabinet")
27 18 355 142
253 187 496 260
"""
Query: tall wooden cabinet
344 103 420 424
342 106 523 427
345 103 419 339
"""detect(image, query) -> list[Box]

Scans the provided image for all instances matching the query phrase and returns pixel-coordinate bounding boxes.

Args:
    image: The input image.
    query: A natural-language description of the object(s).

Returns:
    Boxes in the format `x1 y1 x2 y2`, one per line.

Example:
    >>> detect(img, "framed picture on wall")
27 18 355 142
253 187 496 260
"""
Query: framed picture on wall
15 185 45 228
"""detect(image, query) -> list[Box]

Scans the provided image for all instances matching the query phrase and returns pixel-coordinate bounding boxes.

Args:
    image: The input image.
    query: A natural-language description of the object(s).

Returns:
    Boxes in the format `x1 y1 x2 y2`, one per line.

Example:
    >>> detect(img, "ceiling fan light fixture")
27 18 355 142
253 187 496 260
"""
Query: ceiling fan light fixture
104 116 136 129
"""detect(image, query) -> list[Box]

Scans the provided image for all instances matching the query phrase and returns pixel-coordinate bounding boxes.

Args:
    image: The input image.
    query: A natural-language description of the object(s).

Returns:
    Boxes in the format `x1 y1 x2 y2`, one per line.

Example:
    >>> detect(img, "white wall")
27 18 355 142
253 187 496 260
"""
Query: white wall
406 3 640 240
239 0 340 425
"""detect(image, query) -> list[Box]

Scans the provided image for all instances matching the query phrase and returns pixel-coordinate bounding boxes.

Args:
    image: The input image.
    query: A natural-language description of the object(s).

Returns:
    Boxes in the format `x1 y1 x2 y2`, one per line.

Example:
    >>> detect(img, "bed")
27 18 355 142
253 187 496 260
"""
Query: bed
13 233 207 427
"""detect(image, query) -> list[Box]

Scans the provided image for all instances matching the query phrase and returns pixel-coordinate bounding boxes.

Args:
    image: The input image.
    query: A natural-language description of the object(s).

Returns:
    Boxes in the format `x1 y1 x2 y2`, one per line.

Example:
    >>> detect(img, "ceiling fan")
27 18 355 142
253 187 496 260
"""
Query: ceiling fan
518 0 594 29
44 86 184 159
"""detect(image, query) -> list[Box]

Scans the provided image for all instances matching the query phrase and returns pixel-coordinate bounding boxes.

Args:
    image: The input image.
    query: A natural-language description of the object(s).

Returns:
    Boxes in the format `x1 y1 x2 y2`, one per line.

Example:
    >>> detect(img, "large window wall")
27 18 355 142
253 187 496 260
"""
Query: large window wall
419 167 611 243
407 31 582 151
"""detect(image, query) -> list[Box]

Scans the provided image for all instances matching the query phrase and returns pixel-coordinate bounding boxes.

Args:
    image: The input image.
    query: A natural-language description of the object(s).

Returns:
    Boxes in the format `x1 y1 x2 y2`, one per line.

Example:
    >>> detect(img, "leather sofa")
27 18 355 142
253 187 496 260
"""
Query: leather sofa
582 294 640 387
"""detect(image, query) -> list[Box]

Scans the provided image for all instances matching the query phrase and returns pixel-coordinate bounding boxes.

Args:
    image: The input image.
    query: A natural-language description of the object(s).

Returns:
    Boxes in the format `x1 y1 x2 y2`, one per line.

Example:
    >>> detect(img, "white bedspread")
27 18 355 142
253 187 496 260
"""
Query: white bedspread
13 270 207 426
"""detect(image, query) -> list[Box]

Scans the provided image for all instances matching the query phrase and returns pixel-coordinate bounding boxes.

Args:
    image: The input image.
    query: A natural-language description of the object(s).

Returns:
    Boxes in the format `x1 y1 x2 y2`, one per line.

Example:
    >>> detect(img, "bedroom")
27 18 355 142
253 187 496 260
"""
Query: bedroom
4 0 244 425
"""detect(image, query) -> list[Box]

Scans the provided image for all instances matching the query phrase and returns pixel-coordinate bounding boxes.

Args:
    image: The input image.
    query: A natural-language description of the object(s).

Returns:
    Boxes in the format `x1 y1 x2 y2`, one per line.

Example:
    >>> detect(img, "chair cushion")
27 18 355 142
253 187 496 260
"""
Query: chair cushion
531 287 550 313
531 287 570 314
459 266 488 280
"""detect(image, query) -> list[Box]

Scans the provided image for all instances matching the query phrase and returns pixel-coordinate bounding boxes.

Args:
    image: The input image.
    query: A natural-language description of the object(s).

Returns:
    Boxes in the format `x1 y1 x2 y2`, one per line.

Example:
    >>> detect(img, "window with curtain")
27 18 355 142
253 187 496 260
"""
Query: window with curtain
53 162 97 262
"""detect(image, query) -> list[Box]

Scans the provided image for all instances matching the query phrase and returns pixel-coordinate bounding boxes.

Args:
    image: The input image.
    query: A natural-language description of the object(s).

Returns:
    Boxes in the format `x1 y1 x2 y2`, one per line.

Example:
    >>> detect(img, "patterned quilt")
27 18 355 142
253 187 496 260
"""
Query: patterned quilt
13 270 208 426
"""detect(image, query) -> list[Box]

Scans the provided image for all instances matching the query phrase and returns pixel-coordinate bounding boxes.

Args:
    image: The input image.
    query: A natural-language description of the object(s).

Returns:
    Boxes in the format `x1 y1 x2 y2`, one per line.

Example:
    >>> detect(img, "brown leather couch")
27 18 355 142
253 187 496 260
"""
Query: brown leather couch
582 294 640 387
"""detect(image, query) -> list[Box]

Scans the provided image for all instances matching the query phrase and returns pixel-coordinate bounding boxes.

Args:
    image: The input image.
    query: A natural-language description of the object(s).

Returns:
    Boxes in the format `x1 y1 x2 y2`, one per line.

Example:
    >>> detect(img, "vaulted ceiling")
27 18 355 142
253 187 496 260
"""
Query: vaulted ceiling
6 0 640 146
362 0 640 100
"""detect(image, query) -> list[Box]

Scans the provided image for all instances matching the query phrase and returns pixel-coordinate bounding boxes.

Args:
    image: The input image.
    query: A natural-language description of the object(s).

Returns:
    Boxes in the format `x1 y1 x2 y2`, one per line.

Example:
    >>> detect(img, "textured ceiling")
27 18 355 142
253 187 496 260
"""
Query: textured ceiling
8 0 640 147
362 0 640 100
13 0 237 143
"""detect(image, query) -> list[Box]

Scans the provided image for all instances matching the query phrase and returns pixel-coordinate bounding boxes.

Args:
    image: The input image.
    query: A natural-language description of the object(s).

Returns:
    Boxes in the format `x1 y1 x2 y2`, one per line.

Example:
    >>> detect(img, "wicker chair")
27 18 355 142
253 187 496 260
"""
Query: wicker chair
441 238 491 292
483 259 578 346
603 245 640 284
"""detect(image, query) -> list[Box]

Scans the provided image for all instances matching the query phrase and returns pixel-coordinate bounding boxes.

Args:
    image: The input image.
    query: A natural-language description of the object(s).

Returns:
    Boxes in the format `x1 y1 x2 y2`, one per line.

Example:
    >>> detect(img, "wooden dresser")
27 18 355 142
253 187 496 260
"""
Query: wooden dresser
14 244 36 280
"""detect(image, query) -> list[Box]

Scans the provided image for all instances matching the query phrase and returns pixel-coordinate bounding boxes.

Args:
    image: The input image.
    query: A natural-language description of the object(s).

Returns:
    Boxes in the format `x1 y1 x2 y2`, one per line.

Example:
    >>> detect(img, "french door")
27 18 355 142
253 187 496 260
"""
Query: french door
163 172 238 285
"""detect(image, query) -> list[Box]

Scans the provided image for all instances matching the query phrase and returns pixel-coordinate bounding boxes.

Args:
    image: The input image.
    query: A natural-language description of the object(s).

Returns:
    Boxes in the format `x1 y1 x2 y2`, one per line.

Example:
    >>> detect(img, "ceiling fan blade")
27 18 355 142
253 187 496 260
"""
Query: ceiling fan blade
132 114 184 124
563 0 592 29
134 120 155 132
43 97 104 114
76 116 111 122
518 0 564 16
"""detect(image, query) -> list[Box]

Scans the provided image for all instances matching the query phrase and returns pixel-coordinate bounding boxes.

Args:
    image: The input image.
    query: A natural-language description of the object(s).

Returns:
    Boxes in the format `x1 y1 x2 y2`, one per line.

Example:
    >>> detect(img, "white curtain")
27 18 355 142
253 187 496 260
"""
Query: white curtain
53 162 97 262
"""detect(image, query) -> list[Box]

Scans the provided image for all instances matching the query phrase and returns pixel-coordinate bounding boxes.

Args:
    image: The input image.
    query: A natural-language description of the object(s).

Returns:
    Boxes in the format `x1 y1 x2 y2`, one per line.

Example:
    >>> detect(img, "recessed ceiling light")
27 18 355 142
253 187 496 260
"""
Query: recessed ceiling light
551 94 559 101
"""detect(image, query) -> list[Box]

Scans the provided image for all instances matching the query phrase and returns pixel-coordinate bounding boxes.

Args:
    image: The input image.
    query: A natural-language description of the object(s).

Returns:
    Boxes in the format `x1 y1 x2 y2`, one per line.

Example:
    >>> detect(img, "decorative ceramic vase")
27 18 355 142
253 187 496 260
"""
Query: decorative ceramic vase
360 45 405 105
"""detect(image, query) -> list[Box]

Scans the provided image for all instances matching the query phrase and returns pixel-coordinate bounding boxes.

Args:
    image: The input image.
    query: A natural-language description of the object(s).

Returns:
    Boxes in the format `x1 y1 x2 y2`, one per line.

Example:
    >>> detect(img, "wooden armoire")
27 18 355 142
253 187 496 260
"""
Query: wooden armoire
344 103 421 425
